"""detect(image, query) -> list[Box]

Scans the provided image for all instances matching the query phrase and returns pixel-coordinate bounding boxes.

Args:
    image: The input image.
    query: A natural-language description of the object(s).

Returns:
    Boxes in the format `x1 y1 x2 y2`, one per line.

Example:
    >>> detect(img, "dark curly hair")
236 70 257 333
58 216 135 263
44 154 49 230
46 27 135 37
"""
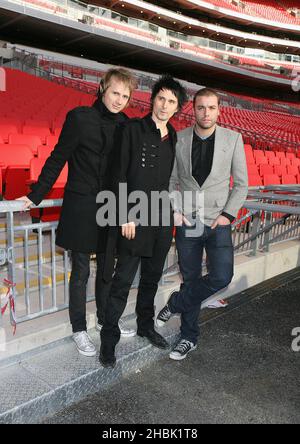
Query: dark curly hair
150 75 188 113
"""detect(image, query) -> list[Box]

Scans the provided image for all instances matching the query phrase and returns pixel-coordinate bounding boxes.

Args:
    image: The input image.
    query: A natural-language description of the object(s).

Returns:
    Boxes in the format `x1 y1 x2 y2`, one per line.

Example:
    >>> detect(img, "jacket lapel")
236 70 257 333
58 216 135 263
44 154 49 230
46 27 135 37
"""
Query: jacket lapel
199 125 226 190
179 127 194 175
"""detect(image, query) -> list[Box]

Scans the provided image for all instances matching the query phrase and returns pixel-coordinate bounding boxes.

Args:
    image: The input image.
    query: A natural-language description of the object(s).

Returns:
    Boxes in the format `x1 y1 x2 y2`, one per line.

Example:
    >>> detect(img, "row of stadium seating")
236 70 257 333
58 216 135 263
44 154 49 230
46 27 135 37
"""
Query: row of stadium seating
1 141 300 203
207 0 300 25
0 68 299 202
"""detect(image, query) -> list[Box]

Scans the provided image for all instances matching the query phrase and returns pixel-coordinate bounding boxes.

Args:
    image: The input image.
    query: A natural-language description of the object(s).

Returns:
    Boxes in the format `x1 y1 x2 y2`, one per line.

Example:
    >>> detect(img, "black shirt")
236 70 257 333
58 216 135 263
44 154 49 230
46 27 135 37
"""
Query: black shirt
191 129 235 223
159 135 173 190
192 130 215 188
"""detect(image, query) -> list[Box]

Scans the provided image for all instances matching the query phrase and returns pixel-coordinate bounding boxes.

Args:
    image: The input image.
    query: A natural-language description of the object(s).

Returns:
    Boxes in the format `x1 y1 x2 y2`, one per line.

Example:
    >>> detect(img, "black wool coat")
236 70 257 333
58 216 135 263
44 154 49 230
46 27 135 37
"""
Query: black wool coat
106 113 177 260
28 99 128 253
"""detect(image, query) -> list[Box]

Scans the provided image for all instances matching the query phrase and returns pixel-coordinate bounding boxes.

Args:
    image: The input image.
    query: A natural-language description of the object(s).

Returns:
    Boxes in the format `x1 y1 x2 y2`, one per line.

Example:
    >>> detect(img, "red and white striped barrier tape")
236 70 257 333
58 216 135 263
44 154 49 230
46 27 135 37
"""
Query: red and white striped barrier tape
1 279 17 335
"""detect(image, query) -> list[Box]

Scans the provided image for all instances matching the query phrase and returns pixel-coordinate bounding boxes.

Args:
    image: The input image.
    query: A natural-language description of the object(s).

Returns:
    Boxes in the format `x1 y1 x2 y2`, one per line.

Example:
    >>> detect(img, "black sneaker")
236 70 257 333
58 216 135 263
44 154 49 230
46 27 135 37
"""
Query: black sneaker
155 291 177 327
169 339 197 361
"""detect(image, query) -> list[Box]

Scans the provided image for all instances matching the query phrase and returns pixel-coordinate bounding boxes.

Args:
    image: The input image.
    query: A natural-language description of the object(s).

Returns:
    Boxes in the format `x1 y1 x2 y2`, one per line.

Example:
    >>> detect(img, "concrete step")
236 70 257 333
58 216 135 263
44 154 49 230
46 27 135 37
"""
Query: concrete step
1 266 299 424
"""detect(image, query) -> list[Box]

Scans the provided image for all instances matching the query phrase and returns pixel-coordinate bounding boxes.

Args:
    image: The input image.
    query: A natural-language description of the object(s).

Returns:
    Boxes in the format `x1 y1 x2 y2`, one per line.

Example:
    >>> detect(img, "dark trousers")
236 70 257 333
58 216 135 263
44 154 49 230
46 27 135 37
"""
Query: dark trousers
172 223 234 344
69 252 111 333
101 227 173 350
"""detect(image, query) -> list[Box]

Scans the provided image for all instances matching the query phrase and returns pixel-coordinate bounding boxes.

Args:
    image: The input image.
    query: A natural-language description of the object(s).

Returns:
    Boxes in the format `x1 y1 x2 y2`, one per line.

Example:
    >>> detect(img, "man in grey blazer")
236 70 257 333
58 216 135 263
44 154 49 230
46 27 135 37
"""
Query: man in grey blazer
156 88 248 360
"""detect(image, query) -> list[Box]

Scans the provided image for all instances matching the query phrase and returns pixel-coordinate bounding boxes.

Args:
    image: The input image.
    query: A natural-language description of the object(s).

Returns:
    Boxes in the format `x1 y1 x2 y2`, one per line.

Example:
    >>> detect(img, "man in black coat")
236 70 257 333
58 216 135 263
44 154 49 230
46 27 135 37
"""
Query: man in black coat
18 68 137 357
99 75 188 368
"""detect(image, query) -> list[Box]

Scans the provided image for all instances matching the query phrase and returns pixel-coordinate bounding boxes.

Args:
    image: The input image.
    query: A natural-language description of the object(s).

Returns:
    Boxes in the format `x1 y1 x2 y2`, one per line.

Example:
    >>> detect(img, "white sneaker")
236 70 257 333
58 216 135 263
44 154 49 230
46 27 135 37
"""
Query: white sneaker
72 331 96 357
202 299 228 309
96 319 136 338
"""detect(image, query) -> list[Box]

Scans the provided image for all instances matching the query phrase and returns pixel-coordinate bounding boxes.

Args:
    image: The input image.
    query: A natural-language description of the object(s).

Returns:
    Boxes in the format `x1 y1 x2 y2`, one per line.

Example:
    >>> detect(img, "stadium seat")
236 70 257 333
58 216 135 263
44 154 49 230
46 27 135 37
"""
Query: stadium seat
268 157 280 166
281 174 297 185
0 124 18 142
37 145 54 159
255 156 268 166
286 153 296 161
287 165 299 176
248 175 263 187
247 164 259 175
274 165 287 177
22 125 51 144
260 164 273 176
0 144 33 169
8 134 42 155
263 174 281 186
45 135 59 149
0 143 33 199
28 158 68 222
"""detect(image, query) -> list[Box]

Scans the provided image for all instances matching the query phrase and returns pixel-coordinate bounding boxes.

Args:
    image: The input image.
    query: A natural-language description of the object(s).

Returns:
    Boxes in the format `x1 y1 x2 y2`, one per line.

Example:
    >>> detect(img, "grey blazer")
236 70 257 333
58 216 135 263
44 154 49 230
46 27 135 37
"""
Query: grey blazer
169 125 248 226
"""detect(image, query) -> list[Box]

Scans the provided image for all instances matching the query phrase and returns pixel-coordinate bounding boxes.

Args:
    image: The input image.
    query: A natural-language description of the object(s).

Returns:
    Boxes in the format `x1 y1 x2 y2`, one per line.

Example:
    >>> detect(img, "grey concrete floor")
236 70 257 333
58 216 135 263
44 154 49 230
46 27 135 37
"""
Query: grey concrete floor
43 278 300 424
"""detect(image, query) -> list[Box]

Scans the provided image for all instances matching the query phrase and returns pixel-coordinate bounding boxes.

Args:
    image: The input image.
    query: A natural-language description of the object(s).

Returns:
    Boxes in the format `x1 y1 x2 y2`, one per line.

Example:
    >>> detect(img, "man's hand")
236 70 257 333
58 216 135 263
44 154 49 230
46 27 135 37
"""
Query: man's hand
211 215 231 230
16 196 34 211
121 222 136 240
174 212 192 227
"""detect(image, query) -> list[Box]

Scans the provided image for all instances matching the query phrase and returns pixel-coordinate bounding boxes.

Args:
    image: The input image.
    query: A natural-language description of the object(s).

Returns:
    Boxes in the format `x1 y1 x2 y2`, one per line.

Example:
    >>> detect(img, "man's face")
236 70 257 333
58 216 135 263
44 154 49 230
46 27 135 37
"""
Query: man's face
194 95 220 129
102 77 131 113
152 88 179 123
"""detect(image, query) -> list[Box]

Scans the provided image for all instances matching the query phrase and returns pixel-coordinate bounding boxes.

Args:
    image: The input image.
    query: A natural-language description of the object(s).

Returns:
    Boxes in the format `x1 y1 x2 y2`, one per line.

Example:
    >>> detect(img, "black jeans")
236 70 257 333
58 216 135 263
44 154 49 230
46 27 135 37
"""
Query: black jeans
172 222 234 344
69 252 111 333
101 226 173 349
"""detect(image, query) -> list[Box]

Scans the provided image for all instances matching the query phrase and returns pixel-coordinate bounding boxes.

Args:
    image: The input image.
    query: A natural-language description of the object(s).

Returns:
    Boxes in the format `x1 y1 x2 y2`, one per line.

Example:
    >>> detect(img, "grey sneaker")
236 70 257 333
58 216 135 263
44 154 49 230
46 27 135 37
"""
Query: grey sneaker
72 331 96 357
169 339 197 361
96 319 136 338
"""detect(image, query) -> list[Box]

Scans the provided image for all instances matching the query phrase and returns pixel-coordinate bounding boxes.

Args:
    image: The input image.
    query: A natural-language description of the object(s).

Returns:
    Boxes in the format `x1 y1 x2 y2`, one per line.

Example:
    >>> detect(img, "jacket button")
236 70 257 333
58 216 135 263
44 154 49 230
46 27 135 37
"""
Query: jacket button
141 163 146 167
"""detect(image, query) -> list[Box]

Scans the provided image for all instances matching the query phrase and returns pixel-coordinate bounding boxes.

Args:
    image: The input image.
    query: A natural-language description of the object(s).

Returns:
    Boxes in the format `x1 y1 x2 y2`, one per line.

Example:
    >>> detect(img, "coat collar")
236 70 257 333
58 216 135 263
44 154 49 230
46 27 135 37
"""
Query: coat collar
142 113 177 148
92 98 127 123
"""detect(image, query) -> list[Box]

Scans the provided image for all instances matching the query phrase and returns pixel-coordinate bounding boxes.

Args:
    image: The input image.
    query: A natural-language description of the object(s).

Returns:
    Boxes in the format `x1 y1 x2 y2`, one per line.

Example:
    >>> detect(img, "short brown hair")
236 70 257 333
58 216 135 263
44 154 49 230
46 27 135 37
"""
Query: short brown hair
98 68 137 99
193 88 221 107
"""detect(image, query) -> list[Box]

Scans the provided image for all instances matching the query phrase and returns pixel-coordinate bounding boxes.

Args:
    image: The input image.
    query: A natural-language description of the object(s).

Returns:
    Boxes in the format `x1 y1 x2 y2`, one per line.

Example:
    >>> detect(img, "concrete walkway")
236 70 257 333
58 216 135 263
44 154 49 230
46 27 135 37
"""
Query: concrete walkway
42 268 300 425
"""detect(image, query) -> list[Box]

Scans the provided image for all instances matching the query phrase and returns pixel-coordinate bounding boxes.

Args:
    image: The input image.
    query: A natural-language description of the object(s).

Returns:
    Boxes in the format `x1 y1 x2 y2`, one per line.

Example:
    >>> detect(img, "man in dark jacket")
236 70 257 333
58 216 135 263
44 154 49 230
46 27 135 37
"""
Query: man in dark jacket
99 75 188 368
17 68 137 357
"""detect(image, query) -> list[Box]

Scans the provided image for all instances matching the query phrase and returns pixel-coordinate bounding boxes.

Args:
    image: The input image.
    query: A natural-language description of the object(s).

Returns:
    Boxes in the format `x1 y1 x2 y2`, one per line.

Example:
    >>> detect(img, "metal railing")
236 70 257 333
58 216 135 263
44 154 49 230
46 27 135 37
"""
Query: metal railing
0 189 299 326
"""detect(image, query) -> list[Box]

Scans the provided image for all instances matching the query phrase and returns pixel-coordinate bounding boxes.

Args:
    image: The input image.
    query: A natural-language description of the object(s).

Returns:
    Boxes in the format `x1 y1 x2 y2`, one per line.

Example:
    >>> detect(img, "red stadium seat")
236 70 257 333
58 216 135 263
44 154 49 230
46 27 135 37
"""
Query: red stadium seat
255 156 268 166
45 135 59 149
286 153 296 161
247 164 259 175
0 144 33 169
263 174 281 186
253 150 265 160
281 174 297 185
28 158 68 222
268 157 280 166
37 145 54 159
287 165 299 176
0 144 33 199
22 125 51 144
265 151 275 162
0 124 18 142
260 164 273 176
8 134 42 155
274 165 287 177
248 175 263 187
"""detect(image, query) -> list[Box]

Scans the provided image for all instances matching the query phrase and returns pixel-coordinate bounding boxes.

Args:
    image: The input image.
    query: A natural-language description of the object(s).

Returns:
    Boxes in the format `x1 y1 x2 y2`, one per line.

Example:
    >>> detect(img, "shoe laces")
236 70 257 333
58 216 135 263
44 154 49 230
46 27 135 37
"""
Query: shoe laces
174 339 193 353
160 304 171 320
75 331 93 347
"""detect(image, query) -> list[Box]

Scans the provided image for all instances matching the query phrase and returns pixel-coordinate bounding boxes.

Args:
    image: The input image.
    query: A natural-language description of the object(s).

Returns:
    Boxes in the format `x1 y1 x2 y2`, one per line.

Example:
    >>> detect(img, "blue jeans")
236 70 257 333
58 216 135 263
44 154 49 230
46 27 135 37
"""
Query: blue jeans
172 222 234 344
